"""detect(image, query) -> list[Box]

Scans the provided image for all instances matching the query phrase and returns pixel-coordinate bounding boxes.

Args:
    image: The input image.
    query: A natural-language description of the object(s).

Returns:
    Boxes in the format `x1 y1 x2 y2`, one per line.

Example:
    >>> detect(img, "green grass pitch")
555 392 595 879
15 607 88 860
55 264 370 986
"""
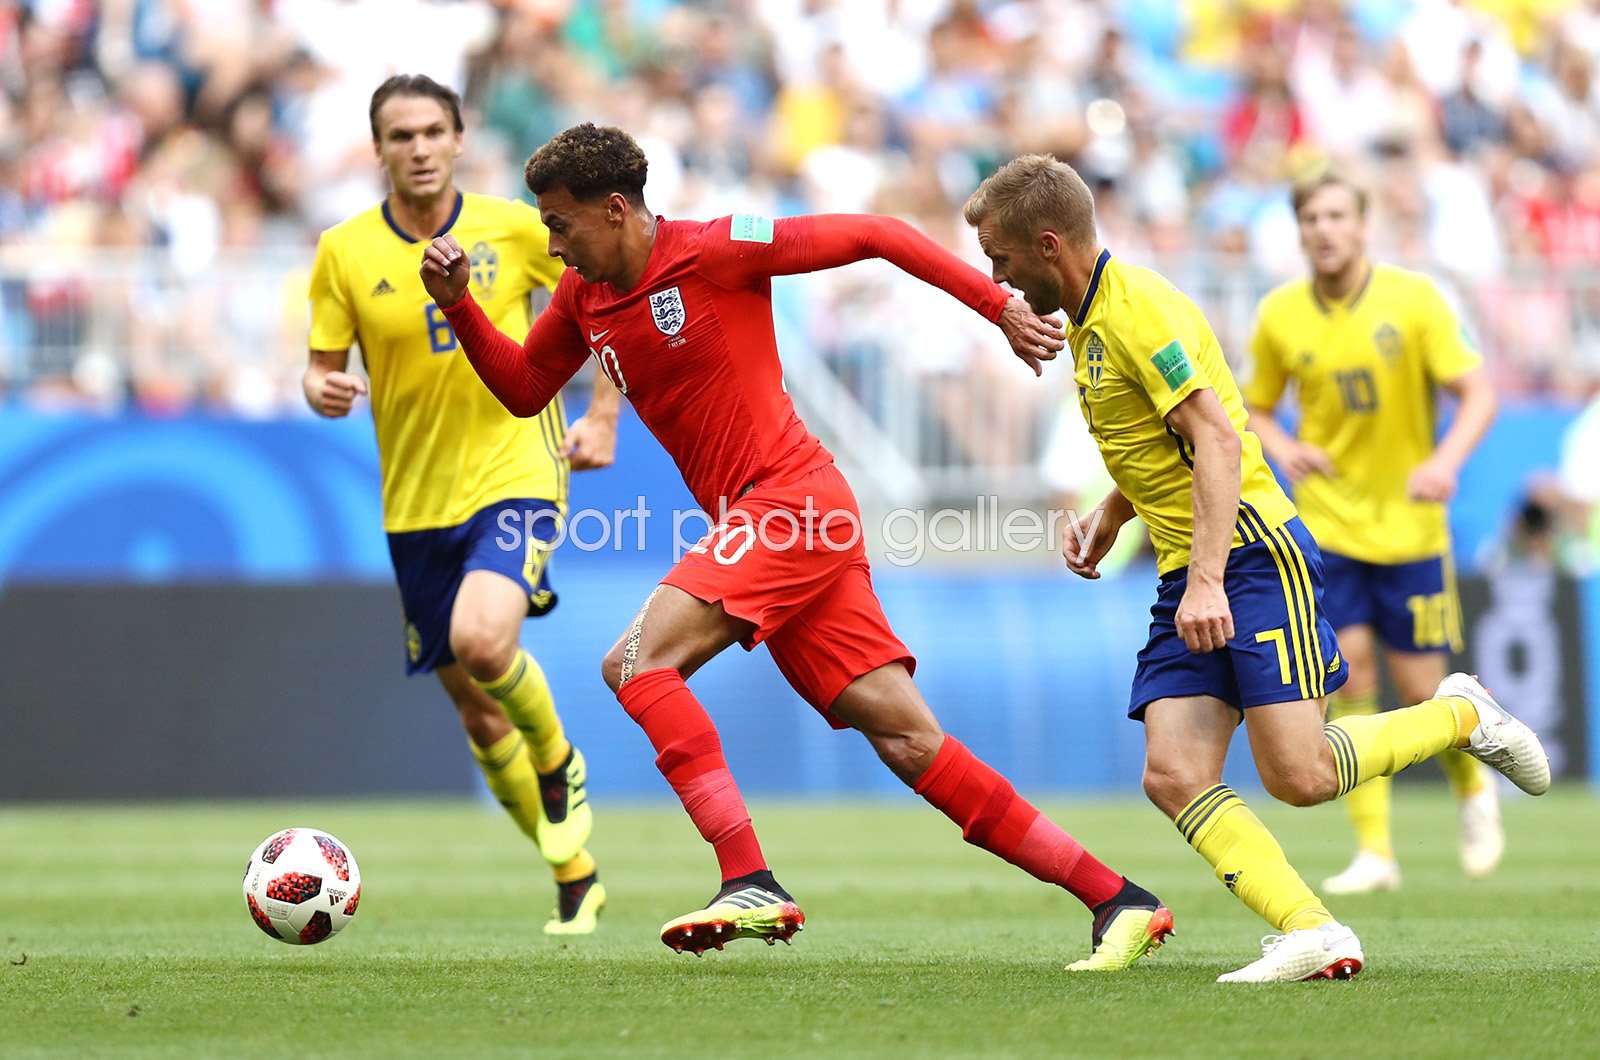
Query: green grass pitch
2 789 1595 1057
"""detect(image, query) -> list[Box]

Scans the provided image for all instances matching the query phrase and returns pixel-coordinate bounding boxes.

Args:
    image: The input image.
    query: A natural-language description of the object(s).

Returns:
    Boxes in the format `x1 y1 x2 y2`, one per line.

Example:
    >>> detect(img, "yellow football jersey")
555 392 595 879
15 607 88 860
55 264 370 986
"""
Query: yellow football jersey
1245 263 1481 564
1069 252 1297 576
309 192 568 533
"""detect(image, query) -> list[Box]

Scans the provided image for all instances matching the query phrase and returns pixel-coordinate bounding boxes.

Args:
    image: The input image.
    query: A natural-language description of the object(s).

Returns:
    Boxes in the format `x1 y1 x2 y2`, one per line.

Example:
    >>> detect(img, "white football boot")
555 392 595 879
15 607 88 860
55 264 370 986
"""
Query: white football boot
1322 850 1402 895
1217 922 1364 983
1438 673 1551 796
1458 786 1505 879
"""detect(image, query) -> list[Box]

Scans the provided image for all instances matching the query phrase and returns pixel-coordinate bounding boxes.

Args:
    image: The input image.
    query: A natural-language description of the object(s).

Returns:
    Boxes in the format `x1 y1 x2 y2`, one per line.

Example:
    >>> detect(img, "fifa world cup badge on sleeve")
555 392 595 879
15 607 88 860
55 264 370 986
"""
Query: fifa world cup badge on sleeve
1152 341 1194 391
729 213 774 243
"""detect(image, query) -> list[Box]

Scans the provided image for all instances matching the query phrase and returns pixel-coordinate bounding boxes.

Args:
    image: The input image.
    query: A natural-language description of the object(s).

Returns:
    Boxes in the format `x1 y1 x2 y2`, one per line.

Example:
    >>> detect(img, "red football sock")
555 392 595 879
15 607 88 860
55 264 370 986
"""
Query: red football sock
618 668 767 881
912 736 1123 909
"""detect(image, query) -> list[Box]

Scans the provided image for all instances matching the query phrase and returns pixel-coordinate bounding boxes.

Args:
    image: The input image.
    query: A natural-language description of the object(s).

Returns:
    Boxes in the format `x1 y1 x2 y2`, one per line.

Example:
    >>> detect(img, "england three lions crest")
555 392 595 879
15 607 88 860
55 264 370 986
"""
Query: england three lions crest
649 286 687 336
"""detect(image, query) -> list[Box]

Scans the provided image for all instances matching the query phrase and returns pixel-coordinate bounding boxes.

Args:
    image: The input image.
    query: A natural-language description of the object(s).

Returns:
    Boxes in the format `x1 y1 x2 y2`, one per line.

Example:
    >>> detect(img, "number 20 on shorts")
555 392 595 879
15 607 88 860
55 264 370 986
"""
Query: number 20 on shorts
689 523 756 565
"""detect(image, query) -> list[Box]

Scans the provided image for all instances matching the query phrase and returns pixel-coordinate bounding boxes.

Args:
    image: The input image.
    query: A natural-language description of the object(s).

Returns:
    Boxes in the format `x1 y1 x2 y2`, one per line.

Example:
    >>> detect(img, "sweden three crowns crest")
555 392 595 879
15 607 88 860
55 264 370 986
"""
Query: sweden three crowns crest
649 286 687 336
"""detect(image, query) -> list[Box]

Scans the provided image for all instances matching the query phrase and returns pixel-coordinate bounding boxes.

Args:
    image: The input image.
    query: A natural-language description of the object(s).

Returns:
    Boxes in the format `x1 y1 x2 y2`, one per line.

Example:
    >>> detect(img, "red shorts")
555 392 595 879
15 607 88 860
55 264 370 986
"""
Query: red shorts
662 464 914 724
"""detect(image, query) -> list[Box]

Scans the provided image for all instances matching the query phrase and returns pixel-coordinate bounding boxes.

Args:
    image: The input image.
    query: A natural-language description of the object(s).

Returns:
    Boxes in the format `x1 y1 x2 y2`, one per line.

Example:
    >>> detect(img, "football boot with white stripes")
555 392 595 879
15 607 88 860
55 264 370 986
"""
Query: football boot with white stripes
1065 878 1175 971
660 871 805 954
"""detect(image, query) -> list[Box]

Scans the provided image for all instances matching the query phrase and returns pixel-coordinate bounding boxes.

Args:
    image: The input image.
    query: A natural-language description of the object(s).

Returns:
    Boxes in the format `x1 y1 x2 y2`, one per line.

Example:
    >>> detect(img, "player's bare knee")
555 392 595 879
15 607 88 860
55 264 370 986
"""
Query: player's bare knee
601 641 627 693
1142 763 1209 818
1140 769 1182 816
869 729 940 784
1263 769 1336 807
450 628 516 684
602 635 690 692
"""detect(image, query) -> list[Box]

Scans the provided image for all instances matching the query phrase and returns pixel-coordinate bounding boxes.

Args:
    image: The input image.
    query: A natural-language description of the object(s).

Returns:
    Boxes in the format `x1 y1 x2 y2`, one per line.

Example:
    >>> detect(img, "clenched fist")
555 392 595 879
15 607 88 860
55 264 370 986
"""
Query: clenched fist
311 370 367 418
420 234 471 308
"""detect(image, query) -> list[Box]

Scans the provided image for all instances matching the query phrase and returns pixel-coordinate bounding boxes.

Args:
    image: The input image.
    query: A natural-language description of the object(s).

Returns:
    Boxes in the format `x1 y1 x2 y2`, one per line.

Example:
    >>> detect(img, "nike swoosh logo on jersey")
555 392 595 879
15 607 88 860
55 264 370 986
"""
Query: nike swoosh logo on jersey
589 328 610 343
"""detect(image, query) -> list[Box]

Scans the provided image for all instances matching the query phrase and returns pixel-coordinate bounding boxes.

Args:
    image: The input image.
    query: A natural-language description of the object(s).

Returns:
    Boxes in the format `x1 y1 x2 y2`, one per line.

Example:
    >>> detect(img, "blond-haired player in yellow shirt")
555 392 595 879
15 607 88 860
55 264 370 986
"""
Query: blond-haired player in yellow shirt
305 75 619 933
966 154 1548 982
1246 171 1503 896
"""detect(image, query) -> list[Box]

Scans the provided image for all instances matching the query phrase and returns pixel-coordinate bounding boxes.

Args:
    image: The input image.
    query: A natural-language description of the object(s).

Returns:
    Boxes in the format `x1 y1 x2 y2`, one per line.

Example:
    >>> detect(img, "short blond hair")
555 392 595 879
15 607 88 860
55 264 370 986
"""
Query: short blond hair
1290 169 1368 219
963 154 1097 249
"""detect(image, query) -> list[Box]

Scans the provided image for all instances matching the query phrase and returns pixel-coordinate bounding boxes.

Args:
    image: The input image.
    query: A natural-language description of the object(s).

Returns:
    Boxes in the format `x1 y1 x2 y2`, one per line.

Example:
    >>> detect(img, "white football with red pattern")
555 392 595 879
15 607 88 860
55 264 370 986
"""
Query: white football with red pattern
242 828 362 945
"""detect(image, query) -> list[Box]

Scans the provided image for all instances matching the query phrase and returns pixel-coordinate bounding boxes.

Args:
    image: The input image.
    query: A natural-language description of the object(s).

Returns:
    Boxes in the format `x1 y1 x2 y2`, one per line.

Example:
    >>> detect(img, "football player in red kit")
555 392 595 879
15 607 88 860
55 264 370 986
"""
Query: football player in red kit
421 123 1172 971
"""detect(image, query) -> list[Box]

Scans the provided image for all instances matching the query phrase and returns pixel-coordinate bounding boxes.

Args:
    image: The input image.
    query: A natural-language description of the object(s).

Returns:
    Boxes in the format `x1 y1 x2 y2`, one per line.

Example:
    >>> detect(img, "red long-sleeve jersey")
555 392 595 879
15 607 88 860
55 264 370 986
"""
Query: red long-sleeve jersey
441 213 1010 514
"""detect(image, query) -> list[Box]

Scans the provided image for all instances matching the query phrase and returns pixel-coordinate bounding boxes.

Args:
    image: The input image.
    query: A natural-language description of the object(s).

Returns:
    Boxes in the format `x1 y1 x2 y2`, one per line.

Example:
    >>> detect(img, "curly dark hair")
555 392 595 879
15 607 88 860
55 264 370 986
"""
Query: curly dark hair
524 123 649 204
368 74 463 140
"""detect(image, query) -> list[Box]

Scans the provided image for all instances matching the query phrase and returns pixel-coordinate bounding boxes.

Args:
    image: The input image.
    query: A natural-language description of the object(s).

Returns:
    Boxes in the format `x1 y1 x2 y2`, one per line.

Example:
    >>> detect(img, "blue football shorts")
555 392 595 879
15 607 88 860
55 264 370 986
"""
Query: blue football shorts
1128 512 1349 718
386 498 561 675
1319 548 1463 654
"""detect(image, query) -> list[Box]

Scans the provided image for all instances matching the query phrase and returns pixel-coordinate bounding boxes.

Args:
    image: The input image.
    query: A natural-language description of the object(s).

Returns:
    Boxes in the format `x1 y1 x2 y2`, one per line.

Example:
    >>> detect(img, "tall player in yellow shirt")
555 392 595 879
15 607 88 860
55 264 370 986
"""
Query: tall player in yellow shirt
1246 172 1503 895
966 154 1548 982
305 75 618 933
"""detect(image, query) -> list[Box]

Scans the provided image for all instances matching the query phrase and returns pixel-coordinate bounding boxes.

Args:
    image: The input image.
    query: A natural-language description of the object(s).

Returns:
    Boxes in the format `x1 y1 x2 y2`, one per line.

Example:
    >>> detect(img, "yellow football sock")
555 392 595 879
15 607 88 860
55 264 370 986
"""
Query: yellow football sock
1177 785 1332 933
1439 748 1490 798
476 649 570 774
1327 690 1392 859
470 730 578 886
554 848 597 884
1324 696 1477 798
469 729 544 844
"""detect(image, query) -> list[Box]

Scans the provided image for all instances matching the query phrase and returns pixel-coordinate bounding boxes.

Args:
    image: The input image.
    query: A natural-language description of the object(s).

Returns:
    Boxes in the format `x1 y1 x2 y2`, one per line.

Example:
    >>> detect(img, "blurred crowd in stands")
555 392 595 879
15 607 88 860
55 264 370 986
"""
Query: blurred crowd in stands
1 0 1598 425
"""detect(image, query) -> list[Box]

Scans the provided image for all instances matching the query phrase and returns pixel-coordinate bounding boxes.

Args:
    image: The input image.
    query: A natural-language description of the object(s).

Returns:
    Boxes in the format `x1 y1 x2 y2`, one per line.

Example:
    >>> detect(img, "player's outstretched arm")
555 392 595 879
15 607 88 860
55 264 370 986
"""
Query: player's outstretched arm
420 235 587 417
995 296 1065 377
713 213 1063 372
